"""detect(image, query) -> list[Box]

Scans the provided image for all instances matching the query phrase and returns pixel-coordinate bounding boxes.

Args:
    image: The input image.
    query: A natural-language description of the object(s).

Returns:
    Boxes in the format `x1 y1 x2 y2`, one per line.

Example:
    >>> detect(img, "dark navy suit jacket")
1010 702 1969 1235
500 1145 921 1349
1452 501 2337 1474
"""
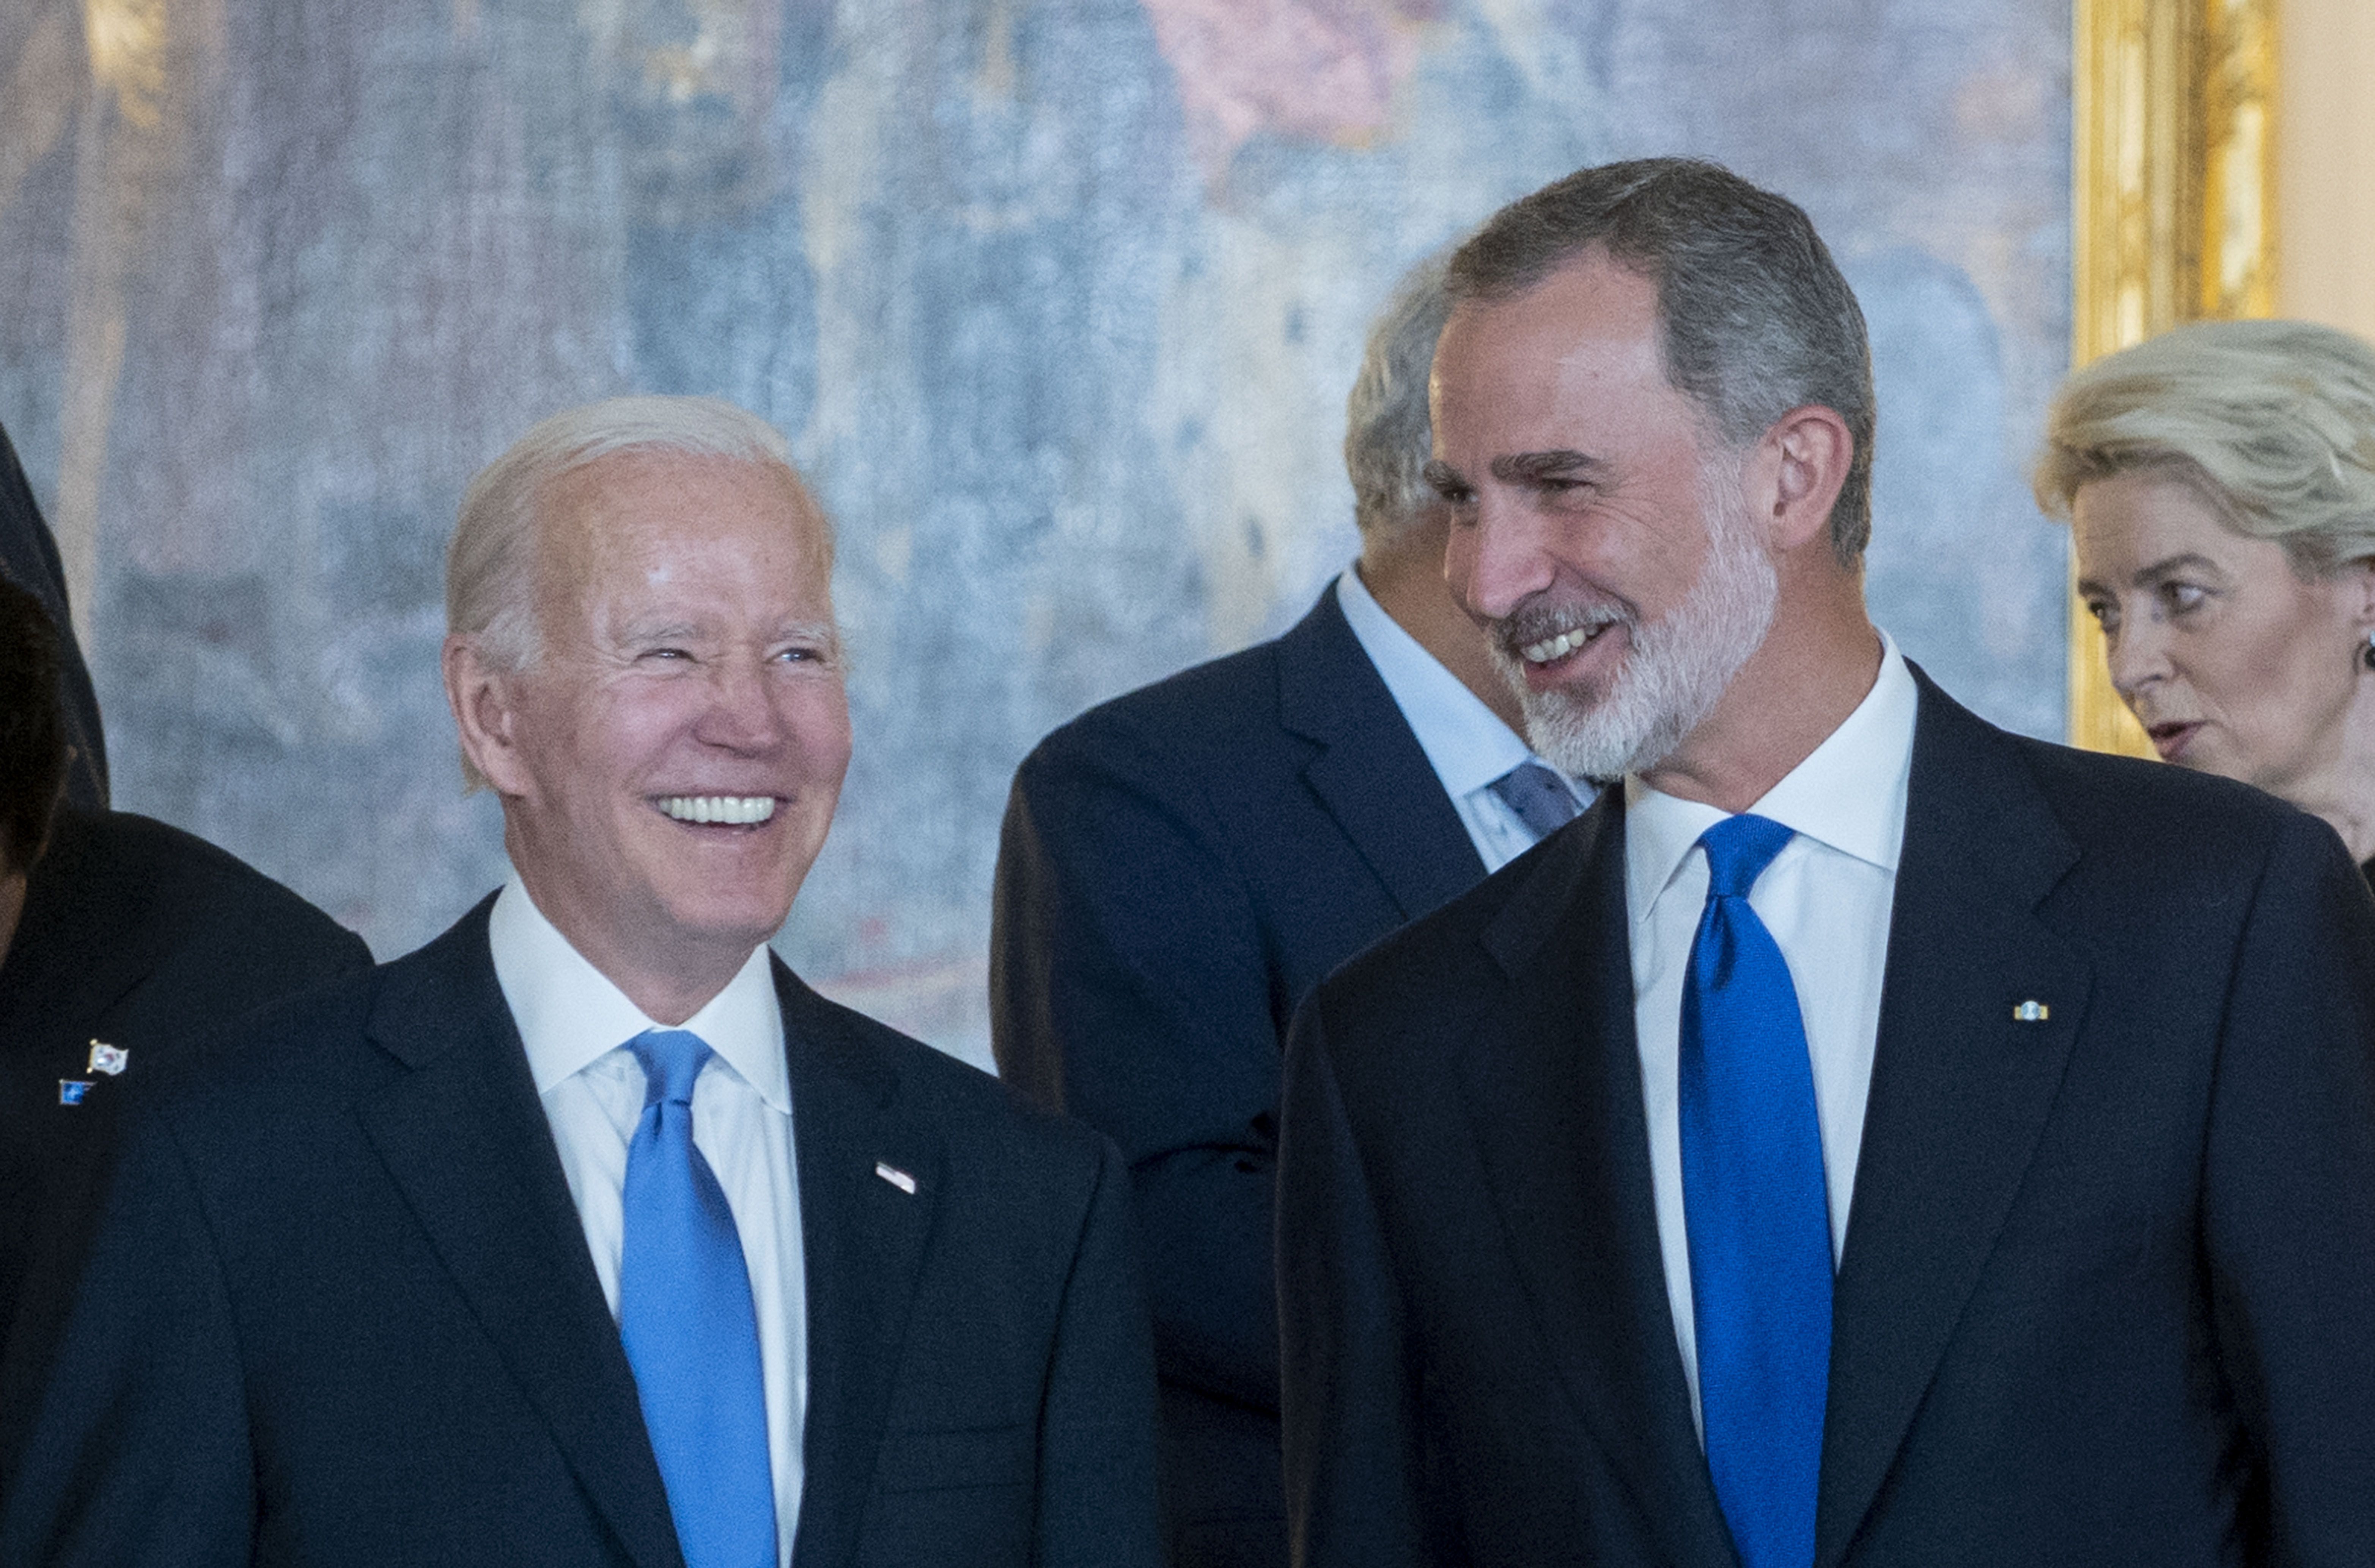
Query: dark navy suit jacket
0 899 1163 1568
992 584 1484 1567
0 807 369 1374
1278 669 2375 1568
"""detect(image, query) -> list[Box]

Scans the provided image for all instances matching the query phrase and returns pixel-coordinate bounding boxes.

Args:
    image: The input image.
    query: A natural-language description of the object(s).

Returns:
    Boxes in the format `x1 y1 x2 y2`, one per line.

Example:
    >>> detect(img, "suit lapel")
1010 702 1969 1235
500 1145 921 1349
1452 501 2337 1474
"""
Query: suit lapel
1458 794 1741 1568
1814 674 2089 1568
1277 586 1486 919
780 965 941 1568
356 902 684 1568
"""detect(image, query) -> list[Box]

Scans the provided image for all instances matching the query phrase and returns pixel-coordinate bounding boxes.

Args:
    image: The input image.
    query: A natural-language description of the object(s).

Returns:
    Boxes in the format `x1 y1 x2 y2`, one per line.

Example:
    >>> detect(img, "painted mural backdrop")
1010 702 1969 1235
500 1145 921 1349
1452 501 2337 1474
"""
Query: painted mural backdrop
0 0 2070 1067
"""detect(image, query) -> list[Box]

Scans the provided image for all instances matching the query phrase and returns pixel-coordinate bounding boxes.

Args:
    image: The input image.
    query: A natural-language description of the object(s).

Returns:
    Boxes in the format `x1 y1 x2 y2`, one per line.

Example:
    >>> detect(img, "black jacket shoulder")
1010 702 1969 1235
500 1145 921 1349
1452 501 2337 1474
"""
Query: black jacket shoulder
27 807 370 987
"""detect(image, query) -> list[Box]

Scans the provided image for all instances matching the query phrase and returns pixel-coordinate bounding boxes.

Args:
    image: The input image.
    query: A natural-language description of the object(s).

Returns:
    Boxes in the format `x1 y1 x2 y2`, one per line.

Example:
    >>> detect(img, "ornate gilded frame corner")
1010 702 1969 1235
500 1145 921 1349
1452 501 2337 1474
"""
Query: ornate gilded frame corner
2066 0 2277 756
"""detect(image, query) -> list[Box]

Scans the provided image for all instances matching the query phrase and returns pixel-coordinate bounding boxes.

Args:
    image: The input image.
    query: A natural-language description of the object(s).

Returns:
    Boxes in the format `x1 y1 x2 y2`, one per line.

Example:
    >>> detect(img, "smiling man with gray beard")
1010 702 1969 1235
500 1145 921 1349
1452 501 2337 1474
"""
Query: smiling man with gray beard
1489 459 1778 784
1274 158 2375 1568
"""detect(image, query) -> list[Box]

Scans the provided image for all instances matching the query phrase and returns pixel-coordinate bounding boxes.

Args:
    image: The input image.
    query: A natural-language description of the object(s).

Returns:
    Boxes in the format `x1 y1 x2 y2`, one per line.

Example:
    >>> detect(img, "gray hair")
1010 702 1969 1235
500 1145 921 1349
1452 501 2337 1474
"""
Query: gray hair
1345 253 1454 539
2032 318 2375 577
1445 158 1877 565
445 394 818 789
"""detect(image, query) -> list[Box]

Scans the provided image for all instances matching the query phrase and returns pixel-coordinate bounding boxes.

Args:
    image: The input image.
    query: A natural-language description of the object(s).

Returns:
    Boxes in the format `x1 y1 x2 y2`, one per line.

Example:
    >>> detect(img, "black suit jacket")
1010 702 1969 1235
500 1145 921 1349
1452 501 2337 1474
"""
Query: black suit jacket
0 899 1162 1568
0 807 369 1362
992 584 1482 1566
1278 669 2375 1568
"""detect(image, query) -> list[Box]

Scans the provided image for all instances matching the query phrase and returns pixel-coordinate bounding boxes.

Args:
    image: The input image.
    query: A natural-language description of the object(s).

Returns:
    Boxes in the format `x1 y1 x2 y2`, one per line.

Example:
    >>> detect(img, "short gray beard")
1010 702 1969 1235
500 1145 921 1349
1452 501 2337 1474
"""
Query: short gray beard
1494 478 1779 783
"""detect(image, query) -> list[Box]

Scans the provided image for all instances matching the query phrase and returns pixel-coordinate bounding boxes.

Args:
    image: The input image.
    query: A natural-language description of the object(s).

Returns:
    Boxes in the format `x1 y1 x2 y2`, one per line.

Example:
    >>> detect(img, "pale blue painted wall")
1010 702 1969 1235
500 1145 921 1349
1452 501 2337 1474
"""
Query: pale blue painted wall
0 0 2070 1066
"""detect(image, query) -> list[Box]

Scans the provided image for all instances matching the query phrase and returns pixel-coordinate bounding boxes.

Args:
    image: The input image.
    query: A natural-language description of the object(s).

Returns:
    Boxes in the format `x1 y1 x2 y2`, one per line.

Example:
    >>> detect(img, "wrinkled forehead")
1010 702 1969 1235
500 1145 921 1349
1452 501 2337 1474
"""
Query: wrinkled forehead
1431 257 1689 458
530 449 834 604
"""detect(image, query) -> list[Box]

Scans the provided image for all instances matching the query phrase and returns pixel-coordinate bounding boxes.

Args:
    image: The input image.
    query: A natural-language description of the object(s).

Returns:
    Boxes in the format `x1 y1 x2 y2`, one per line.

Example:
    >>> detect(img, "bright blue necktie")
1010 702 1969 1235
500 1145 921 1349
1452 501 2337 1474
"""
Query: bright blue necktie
619 1029 777 1568
1678 815 1831 1568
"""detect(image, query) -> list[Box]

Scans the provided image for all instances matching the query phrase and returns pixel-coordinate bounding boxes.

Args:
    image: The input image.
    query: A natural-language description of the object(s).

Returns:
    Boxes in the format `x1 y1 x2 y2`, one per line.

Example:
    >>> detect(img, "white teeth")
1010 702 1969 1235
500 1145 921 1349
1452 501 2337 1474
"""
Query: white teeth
660 795 778 825
1519 626 1601 665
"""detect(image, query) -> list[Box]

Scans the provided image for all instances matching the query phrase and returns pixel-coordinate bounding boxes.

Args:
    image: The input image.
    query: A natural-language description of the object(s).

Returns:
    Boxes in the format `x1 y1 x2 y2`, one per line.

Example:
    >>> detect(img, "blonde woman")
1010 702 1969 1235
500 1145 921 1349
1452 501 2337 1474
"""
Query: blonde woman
2036 318 2375 871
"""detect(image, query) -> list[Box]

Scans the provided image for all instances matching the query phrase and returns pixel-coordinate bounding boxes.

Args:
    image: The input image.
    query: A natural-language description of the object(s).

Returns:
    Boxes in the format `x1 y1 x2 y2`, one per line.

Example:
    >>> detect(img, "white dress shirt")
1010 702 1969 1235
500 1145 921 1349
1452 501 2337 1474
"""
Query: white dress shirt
1335 566 1588 871
488 879 805 1566
1623 635 1918 1431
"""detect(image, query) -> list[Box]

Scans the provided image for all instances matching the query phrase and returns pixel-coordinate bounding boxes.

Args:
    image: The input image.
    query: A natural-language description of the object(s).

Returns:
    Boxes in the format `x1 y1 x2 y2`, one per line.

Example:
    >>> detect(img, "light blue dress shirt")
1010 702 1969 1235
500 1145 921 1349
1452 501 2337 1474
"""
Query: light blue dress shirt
489 878 805 1567
1334 565 1587 872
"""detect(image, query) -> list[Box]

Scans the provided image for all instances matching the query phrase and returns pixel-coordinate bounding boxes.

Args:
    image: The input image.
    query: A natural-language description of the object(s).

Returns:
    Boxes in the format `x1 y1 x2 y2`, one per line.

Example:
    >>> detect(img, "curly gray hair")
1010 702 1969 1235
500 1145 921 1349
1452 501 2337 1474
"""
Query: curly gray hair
1345 254 1455 540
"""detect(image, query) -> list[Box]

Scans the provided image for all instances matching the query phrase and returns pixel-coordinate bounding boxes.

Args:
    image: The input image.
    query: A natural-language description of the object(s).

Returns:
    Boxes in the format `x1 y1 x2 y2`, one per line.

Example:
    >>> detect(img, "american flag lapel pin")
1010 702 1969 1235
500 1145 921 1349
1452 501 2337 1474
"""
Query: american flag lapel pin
874 1160 917 1195
88 1039 129 1076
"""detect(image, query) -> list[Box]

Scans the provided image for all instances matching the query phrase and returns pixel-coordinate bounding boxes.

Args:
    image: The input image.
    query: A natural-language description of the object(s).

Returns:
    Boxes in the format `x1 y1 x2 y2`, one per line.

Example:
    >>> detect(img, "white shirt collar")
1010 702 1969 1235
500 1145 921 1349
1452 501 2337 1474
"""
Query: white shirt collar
487 877 790 1112
1333 565 1538 799
1624 632 1919 926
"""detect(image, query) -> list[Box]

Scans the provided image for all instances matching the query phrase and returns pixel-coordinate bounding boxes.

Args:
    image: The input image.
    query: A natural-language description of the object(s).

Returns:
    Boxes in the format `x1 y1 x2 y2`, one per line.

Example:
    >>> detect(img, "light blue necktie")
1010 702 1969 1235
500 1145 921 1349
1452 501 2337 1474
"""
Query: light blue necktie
1678 815 1831 1568
619 1029 777 1568
1488 759 1582 840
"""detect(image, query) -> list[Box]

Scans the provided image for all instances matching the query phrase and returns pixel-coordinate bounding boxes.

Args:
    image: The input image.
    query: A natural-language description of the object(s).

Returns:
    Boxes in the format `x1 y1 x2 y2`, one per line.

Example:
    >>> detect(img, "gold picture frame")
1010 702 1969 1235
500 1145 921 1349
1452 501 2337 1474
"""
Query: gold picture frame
2067 0 2278 756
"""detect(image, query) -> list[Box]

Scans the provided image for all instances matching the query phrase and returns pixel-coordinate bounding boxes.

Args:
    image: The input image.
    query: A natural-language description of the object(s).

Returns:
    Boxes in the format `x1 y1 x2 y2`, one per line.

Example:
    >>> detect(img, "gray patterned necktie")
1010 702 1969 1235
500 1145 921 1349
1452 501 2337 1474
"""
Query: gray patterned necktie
1488 759 1581 840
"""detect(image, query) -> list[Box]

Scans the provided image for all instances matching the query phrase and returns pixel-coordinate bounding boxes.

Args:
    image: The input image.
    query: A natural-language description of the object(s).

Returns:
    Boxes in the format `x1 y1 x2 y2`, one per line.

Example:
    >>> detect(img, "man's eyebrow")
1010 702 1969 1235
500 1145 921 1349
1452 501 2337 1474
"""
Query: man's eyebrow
1489 450 1607 484
1421 459 1467 495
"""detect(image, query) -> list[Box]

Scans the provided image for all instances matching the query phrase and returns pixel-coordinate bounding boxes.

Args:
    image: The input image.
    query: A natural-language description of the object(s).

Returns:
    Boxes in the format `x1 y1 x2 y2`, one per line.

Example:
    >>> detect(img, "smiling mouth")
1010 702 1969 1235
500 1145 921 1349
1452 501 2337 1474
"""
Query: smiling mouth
657 794 779 826
1515 608 1628 667
2143 721 2201 761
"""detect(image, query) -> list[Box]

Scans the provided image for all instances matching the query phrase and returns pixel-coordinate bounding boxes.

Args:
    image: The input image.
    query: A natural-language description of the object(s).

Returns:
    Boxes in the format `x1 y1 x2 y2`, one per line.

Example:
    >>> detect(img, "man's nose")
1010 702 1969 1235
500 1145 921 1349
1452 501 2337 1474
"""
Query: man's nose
697 656 785 751
1450 493 1560 622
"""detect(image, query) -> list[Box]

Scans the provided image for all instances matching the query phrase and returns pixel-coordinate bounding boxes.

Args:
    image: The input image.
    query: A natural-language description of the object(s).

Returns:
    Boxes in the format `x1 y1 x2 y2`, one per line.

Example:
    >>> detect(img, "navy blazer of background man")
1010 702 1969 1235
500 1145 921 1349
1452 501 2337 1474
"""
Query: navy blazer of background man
1278 159 2375 1568
0 397 1162 1568
992 258 1581 1566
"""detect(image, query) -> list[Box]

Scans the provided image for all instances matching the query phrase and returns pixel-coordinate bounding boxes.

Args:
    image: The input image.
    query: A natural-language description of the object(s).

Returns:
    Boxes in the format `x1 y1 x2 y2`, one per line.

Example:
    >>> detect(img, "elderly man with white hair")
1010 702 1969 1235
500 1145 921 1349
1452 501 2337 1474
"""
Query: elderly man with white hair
0 396 1163 1568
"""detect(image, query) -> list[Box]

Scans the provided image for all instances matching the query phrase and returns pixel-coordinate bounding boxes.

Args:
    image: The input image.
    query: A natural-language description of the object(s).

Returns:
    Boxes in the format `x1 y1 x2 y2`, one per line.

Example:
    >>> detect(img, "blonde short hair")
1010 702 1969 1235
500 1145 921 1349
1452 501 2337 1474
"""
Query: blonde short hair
2033 318 2375 576
445 394 823 788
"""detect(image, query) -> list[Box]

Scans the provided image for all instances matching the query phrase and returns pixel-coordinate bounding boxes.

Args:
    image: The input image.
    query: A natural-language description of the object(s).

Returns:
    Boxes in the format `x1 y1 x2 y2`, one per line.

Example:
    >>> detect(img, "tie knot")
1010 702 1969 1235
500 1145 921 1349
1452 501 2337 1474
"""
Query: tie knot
1488 759 1582 839
1697 812 1794 897
628 1029 714 1108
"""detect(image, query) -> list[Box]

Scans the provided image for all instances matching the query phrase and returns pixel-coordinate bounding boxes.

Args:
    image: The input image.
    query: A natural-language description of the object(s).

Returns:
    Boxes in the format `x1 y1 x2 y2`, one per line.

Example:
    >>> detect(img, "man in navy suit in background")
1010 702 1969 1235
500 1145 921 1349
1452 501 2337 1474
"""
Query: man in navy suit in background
1 396 1162 1568
992 256 1585 1567
1278 158 2375 1568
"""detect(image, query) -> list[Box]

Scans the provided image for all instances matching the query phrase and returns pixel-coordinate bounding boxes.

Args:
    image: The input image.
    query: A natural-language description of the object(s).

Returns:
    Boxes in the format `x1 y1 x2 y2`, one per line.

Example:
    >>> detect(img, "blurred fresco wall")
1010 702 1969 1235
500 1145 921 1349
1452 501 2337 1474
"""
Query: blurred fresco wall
0 0 2071 1068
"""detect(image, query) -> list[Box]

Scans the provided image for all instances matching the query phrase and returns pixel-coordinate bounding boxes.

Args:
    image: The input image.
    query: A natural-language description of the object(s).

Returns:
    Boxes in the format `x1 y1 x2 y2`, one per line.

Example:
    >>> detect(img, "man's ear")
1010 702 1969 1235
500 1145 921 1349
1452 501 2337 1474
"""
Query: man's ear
443 634 532 797
1754 404 1855 555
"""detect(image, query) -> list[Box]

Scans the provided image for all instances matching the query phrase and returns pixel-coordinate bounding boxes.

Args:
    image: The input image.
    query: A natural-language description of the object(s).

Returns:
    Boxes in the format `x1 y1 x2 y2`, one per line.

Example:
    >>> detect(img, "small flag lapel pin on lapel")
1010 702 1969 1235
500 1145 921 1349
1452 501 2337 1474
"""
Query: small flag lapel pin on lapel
88 1040 129 1076
58 1080 93 1106
2013 999 2049 1023
875 1161 917 1195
